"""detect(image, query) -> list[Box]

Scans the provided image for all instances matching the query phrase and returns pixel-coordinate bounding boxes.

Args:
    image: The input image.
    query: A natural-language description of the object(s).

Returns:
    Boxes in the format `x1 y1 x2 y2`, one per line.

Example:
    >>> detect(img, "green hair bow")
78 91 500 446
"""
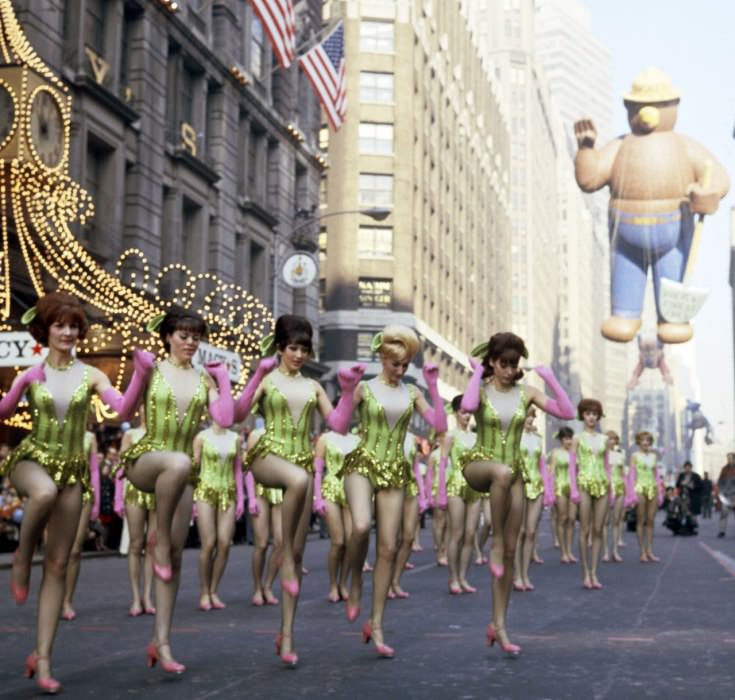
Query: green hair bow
470 342 488 358
259 334 276 357
370 332 384 354
21 306 37 325
145 313 166 333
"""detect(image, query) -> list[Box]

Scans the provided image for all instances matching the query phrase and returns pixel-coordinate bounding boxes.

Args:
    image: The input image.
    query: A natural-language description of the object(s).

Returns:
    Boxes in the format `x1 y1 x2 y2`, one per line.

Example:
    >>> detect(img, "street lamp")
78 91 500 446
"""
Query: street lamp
273 207 391 315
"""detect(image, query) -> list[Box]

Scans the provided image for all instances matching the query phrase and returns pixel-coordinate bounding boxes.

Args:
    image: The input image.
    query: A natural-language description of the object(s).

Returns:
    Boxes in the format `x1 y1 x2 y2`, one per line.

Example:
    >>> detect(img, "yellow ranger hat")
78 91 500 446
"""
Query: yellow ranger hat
623 66 681 103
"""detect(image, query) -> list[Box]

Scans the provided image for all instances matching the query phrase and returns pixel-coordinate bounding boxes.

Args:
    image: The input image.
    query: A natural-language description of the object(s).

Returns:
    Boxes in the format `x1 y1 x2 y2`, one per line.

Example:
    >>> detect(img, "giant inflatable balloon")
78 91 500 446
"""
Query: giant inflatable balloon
574 67 729 344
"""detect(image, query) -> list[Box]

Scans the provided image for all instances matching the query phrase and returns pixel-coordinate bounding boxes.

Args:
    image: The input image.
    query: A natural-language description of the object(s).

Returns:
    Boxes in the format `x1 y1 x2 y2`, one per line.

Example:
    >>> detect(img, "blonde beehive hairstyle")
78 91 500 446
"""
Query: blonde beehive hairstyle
378 324 419 364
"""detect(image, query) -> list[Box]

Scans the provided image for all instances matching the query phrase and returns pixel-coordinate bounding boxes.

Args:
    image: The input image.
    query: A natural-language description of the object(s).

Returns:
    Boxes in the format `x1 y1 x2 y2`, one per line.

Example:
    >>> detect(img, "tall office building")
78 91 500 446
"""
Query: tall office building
319 0 512 403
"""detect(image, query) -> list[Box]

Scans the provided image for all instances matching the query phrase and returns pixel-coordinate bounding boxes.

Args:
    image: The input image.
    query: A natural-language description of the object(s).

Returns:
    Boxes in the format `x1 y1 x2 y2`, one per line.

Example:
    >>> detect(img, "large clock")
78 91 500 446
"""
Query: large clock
0 81 16 147
27 86 65 169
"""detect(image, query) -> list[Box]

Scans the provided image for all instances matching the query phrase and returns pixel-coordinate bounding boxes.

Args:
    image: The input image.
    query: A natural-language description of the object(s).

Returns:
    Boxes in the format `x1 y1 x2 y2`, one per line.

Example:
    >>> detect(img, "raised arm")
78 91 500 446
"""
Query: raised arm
528 366 575 420
325 364 366 433
414 364 448 433
97 349 155 421
461 357 484 413
233 356 278 423
205 363 235 428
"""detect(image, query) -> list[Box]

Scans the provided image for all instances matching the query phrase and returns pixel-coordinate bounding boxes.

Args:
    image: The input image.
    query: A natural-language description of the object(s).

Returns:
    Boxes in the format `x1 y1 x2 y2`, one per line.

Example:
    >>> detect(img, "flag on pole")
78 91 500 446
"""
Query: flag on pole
248 0 296 69
298 21 347 131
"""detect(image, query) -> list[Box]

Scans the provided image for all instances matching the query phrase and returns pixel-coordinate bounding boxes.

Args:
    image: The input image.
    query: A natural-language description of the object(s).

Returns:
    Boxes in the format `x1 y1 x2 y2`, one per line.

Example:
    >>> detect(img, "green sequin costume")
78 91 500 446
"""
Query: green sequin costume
458 384 529 476
255 483 283 505
323 435 359 506
576 432 609 498
120 365 209 487
123 428 155 510
520 432 544 501
633 451 657 500
551 448 572 498
446 430 481 502
404 438 418 499
341 381 416 490
1 366 93 493
193 429 239 511
245 375 317 473
608 449 625 497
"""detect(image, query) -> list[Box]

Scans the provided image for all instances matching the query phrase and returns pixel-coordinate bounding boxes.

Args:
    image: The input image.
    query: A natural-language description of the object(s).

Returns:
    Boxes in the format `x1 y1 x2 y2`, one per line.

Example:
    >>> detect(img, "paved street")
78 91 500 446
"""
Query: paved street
2 513 734 700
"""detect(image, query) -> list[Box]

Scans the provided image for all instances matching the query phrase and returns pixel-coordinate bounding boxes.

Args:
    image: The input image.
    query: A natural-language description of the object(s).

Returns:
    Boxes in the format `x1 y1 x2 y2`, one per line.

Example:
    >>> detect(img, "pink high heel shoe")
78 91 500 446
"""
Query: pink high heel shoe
345 603 361 623
25 653 62 694
460 583 477 594
280 575 300 597
11 551 29 605
146 642 185 674
448 583 463 595
144 605 157 615
486 625 521 656
61 609 77 621
147 532 172 583
362 622 395 658
275 634 299 667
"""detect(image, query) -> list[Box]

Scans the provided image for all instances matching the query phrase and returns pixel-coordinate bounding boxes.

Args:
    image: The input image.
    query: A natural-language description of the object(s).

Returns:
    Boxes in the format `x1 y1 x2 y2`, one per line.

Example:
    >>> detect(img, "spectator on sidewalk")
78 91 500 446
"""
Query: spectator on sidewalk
701 472 713 519
717 453 735 538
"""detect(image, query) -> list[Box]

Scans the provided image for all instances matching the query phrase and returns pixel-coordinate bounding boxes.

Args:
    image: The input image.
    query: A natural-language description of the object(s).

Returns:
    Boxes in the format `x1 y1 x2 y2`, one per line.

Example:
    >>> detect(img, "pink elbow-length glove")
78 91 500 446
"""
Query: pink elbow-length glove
421 364 448 433
327 364 366 433
534 366 575 420
312 456 327 516
435 456 448 510
624 467 638 508
425 461 434 506
233 356 278 423
541 455 556 508
90 451 101 521
569 451 580 504
113 476 125 519
413 457 429 513
234 452 244 520
461 357 484 413
655 468 665 508
0 363 45 419
245 471 260 516
206 362 235 428
101 349 155 420
605 452 615 507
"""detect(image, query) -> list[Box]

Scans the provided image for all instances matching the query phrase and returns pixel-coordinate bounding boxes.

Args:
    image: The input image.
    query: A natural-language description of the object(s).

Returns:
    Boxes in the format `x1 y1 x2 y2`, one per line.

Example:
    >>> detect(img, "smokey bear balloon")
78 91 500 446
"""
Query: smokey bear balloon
574 67 729 344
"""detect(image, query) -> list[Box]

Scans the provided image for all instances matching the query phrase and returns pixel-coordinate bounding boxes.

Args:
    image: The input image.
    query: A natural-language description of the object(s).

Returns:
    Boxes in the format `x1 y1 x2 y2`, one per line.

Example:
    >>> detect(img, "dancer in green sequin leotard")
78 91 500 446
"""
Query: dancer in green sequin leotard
239 315 364 666
602 430 626 563
116 412 156 617
0 292 152 692
121 307 234 675
314 430 359 603
574 399 610 590
628 430 662 562
460 332 574 655
513 407 549 592
342 325 447 658
549 427 577 564
193 424 243 610
442 395 481 595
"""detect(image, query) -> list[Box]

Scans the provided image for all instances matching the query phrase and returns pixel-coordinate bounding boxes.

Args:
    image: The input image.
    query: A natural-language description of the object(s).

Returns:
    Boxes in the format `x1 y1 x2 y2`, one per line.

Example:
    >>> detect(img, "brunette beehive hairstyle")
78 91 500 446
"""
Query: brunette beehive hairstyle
274 314 313 354
480 332 528 382
28 291 88 345
158 307 208 352
577 398 603 421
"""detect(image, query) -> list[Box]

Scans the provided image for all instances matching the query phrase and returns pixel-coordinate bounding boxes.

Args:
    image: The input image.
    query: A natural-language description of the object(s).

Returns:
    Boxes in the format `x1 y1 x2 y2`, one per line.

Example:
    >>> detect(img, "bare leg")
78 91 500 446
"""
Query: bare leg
279 475 313 657
324 500 346 600
446 496 465 589
62 499 92 618
9 461 60 595
644 497 658 560
521 497 542 588
432 508 447 564
250 497 271 604
344 473 374 615
143 510 155 610
578 490 593 585
459 500 481 589
211 505 235 604
635 498 647 561
612 495 624 561
601 506 610 561
475 497 491 563
249 454 308 593
556 495 570 561
195 500 216 607
152 485 193 665
513 497 528 589
566 501 578 562
126 502 148 614
370 488 404 648
264 504 283 601
589 496 608 585
392 496 419 595
35 484 83 683
339 507 353 599
551 504 560 547
127 451 192 572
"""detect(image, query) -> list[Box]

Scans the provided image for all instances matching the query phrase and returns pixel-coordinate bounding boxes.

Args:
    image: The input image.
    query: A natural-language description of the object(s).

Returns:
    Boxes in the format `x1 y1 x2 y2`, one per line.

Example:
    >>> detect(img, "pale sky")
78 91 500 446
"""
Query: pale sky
581 0 735 447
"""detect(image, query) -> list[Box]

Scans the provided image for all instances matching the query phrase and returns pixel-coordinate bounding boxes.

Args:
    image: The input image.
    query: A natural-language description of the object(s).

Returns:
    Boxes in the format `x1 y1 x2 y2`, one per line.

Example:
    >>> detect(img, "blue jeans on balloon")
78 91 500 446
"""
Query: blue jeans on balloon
609 207 694 320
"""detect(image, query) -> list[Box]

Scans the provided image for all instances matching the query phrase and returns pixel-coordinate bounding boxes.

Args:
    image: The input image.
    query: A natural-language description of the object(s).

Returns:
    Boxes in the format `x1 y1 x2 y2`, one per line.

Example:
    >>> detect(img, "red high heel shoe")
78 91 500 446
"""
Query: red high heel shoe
25 653 61 694
11 552 29 605
146 642 186 674
147 532 172 582
274 634 298 667
485 625 521 656
361 622 395 658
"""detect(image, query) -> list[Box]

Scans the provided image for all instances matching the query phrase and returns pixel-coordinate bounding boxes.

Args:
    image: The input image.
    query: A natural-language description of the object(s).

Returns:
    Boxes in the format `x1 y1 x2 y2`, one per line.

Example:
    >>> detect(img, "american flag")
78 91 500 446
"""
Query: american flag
248 0 296 69
299 21 347 131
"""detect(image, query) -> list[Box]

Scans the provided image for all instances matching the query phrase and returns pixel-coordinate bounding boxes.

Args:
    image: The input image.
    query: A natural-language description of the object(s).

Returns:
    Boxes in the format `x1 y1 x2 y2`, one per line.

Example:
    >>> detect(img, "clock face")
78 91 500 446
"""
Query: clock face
0 82 16 146
28 87 65 169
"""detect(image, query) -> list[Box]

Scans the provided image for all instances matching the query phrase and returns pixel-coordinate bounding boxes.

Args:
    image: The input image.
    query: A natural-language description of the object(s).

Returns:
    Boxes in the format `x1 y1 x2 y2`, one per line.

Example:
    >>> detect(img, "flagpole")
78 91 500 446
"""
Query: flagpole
270 18 341 75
